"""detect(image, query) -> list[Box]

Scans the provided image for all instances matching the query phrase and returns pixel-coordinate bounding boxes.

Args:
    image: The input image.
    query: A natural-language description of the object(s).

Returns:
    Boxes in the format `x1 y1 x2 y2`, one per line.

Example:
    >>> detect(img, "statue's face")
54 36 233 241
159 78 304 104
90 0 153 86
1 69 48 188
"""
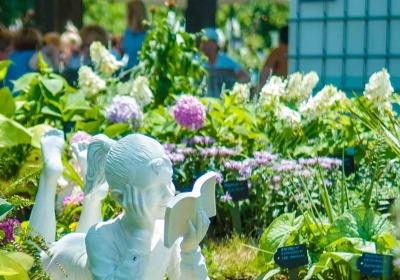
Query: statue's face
140 157 175 220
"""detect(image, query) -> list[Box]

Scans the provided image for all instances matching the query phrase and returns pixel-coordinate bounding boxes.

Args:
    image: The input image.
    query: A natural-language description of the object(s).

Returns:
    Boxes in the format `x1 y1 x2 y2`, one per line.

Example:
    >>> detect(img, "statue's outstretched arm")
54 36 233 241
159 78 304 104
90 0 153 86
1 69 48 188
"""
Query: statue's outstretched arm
29 129 65 244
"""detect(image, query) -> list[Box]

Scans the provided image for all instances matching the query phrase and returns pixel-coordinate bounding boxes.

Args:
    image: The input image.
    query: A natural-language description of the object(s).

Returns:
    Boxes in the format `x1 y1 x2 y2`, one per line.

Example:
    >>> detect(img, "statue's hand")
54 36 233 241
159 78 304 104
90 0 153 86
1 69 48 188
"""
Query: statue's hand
122 185 155 233
180 209 210 253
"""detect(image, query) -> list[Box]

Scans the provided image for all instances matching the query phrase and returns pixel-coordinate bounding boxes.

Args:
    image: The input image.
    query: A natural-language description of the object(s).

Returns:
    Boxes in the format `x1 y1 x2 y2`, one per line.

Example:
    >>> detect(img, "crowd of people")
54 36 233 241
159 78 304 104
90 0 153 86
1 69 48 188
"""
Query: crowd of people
0 0 288 96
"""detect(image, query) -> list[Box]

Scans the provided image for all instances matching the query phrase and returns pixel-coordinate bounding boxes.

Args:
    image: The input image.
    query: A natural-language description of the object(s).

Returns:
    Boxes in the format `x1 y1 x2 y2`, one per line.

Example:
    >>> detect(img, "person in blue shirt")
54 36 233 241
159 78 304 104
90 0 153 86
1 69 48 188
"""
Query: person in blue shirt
5 27 43 95
200 27 250 83
122 0 148 70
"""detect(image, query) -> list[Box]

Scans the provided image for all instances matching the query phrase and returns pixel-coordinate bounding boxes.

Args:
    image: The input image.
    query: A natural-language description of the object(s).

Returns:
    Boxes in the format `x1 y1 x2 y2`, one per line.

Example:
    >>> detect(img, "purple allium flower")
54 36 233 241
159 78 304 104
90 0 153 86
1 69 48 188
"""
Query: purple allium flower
70 130 92 144
173 95 206 131
221 191 232 202
0 219 20 243
106 96 143 128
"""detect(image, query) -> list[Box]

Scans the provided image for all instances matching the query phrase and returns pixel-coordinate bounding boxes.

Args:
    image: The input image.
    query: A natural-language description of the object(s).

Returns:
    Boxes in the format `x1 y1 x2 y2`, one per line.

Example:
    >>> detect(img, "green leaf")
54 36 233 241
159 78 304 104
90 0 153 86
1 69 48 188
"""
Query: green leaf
0 198 13 221
0 60 11 81
41 78 63 96
320 207 393 248
104 123 130 138
257 212 304 265
41 106 62 118
304 252 360 280
27 124 51 149
0 88 16 117
12 73 38 93
0 114 32 148
75 119 104 134
0 250 34 272
62 158 84 189
37 52 50 73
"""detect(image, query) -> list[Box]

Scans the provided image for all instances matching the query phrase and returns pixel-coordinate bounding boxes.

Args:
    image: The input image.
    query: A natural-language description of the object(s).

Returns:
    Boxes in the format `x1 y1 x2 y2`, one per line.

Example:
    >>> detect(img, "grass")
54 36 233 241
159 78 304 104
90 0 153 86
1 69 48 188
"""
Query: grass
202 234 262 280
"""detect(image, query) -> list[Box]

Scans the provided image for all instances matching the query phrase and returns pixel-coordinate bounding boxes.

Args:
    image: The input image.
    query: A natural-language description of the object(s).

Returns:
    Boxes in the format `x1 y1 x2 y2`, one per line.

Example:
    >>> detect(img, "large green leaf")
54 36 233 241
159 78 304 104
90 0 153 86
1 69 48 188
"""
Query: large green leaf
257 212 304 265
42 78 63 96
304 252 360 280
0 114 32 148
0 250 34 272
0 87 16 117
104 123 130 138
0 250 33 280
0 60 11 81
321 207 393 248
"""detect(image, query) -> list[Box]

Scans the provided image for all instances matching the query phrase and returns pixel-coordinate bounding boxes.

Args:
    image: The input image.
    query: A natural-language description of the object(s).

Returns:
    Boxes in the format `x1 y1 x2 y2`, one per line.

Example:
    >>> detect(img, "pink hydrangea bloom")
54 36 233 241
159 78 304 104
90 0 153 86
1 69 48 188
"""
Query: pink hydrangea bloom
173 95 206 131
70 130 93 144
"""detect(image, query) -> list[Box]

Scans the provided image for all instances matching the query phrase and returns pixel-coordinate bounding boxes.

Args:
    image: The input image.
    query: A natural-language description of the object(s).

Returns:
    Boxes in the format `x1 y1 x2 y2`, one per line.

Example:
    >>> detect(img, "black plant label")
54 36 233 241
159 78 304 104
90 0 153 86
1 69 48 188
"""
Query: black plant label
222 180 249 201
357 253 393 277
274 244 308 269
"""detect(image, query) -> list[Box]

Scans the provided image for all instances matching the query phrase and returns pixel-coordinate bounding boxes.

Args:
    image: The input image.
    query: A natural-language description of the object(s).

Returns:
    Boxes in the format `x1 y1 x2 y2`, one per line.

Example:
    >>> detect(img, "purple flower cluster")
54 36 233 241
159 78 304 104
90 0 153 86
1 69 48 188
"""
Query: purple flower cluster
173 95 206 131
298 157 342 169
70 130 93 144
106 96 143 128
220 191 232 202
199 147 236 157
274 159 301 172
0 219 20 243
224 160 253 178
183 136 215 146
63 192 85 207
253 151 280 166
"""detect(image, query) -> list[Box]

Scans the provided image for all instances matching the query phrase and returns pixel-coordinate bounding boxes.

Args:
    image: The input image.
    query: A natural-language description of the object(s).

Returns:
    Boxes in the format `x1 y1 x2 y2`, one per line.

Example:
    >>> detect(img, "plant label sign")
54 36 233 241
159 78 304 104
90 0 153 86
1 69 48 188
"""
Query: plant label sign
357 253 393 277
222 180 249 201
274 244 308 269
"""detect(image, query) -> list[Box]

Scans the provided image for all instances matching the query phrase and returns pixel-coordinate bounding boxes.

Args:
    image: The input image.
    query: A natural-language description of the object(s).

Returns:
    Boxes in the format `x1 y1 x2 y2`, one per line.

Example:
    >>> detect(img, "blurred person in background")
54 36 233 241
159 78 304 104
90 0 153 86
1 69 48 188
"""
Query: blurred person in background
80 24 120 66
60 22 82 71
42 31 61 70
5 26 42 94
122 0 148 70
259 25 288 87
0 29 14 60
200 27 250 83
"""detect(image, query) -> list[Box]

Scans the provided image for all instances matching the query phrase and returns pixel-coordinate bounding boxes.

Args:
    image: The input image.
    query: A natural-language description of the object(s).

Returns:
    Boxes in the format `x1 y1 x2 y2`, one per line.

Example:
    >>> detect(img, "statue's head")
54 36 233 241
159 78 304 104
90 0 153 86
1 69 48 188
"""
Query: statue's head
85 133 175 219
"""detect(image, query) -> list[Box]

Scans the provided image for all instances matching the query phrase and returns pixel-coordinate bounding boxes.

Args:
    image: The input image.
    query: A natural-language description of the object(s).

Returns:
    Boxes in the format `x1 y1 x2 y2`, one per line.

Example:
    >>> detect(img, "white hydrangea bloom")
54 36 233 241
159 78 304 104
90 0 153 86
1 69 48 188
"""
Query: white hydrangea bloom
300 71 319 101
282 71 319 104
285 72 302 101
364 68 394 113
276 104 301 125
300 85 347 121
78 66 106 95
259 76 287 106
231 83 250 104
90 41 123 76
130 76 154 108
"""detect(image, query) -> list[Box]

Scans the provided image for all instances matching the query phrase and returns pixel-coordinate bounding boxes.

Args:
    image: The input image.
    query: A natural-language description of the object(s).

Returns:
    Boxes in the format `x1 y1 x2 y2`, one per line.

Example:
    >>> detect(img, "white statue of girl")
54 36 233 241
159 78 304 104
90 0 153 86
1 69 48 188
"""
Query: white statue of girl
30 130 210 279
